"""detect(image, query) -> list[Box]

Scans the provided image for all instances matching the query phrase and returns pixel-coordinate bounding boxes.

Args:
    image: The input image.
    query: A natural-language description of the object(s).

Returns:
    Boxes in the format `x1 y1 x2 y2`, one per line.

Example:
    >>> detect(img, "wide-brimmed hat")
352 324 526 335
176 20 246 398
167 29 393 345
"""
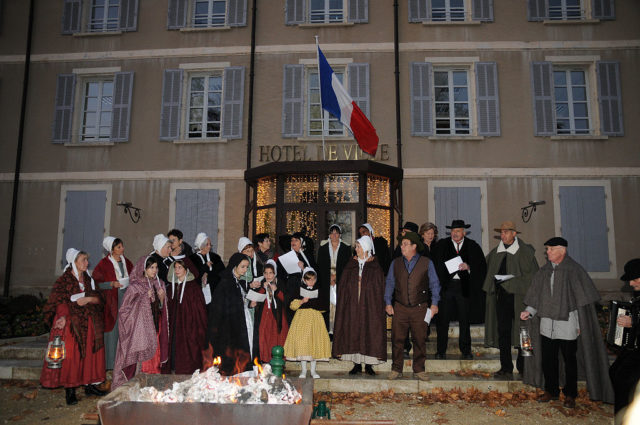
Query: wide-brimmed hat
544 237 568 247
445 219 471 229
493 221 520 234
620 258 640 281
400 231 425 253
402 222 419 233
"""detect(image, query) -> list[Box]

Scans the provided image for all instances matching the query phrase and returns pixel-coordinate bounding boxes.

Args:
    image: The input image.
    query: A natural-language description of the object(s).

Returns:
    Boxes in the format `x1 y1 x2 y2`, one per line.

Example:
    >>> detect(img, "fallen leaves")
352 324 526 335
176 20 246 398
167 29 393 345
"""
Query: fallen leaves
494 409 506 416
448 369 491 378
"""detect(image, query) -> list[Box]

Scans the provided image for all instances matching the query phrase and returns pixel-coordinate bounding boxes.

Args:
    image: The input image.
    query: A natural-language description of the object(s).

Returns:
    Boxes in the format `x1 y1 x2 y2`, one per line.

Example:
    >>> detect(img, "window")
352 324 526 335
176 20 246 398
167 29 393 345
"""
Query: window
527 0 615 21
52 71 134 144
531 61 623 137
61 0 138 34
409 0 493 23
553 180 616 277
168 0 246 29
160 67 245 141
411 61 500 137
285 0 368 25
282 62 371 139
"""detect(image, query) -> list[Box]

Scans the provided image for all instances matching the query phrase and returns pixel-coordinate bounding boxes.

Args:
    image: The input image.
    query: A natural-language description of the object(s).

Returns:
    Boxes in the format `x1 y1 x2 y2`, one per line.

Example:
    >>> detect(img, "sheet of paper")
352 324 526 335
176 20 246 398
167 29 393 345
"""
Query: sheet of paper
445 256 463 274
300 287 318 299
424 308 433 324
202 284 212 305
279 250 302 274
494 274 515 282
118 277 130 288
70 292 85 302
246 290 267 302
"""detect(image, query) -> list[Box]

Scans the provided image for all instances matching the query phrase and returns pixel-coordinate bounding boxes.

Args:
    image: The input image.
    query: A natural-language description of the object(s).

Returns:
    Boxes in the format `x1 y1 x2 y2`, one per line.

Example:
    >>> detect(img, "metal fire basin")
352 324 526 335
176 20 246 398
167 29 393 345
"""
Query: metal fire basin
98 373 314 425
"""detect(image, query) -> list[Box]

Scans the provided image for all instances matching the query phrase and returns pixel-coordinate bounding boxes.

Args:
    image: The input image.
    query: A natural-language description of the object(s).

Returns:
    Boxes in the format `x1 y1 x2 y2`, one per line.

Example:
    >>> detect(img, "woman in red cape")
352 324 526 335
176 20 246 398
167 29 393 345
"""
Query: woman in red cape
91 236 133 370
112 255 169 389
40 248 107 405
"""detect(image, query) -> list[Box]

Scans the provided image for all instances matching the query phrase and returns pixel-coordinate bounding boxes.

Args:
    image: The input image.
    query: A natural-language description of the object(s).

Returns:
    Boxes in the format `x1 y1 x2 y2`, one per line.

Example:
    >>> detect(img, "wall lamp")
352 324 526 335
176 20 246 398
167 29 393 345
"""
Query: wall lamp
521 200 545 223
117 201 142 223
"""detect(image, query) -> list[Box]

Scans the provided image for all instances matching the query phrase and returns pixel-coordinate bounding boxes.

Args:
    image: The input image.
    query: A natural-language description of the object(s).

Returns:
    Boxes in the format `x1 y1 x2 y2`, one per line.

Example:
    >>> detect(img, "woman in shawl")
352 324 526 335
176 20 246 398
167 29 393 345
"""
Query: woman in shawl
40 248 106 405
111 256 169 390
189 232 225 301
253 260 289 362
210 253 258 375
238 237 263 287
91 236 133 370
332 236 387 375
166 259 207 374
149 234 173 284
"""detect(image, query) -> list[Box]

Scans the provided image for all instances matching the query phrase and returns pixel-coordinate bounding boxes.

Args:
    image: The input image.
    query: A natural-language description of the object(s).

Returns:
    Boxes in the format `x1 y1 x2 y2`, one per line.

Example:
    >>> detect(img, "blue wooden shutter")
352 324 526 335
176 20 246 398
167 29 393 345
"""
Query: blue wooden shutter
408 0 428 22
530 62 555 136
348 63 370 118
282 64 304 138
410 62 433 136
285 0 305 25
597 61 623 136
167 0 188 29
475 62 500 136
61 0 82 34
227 0 247 26
592 0 615 20
119 0 139 31
348 0 368 23
527 0 546 21
52 74 76 144
160 69 183 141
62 190 106 270
434 187 482 243
175 189 220 253
472 0 493 21
111 71 134 142
221 66 245 139
559 186 609 272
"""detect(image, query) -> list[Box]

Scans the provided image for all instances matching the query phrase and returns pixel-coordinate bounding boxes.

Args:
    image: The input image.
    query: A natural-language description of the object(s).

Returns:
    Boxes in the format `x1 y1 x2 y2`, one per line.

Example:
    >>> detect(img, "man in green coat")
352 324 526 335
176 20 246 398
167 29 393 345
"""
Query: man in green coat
483 221 539 379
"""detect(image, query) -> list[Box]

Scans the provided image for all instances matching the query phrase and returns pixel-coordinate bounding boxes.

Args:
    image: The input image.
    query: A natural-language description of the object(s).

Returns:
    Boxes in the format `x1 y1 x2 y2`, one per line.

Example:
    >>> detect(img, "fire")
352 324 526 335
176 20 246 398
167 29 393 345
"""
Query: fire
201 343 216 371
213 356 221 366
253 357 264 375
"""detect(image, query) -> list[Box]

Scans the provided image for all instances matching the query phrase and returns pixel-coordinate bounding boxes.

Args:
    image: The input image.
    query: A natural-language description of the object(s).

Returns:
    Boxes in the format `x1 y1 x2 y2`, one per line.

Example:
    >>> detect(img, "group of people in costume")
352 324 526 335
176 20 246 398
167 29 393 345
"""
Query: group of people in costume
38 220 639 418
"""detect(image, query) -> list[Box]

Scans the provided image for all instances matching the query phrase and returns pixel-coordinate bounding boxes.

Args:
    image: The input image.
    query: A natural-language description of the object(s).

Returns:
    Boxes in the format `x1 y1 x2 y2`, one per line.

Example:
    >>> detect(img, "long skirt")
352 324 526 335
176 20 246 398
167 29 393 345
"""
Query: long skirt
284 309 331 361
259 306 289 362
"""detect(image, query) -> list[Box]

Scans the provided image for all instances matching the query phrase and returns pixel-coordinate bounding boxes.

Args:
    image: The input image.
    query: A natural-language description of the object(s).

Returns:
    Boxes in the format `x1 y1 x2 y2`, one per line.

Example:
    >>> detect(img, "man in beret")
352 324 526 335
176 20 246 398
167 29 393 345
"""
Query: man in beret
483 221 539 379
384 232 440 381
520 237 613 408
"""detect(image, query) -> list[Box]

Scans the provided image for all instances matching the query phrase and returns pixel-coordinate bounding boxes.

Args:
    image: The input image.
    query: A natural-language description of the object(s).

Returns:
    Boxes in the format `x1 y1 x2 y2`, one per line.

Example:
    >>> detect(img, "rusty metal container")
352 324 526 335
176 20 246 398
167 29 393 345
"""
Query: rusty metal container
98 373 314 425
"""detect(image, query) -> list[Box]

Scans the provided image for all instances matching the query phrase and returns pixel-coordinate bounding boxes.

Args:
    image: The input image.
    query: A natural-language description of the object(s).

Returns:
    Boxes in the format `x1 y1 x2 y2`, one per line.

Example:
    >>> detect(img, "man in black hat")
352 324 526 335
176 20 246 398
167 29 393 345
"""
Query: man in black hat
432 219 487 359
392 222 420 259
520 237 614 408
609 258 640 415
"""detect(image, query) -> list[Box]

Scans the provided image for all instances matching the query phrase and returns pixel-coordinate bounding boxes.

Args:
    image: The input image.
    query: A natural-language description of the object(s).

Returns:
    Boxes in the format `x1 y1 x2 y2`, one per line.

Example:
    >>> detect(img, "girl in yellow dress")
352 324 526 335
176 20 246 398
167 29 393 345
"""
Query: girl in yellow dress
283 267 331 378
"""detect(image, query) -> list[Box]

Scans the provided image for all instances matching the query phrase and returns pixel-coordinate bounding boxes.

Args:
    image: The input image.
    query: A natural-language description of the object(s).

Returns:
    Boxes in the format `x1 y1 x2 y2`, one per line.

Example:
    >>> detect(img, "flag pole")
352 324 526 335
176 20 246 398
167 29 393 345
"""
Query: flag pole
315 35 326 161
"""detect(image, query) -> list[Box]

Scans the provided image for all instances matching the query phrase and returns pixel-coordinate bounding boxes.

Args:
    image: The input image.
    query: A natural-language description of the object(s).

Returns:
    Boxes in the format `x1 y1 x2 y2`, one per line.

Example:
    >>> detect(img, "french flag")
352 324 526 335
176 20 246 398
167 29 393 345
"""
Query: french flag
318 46 379 156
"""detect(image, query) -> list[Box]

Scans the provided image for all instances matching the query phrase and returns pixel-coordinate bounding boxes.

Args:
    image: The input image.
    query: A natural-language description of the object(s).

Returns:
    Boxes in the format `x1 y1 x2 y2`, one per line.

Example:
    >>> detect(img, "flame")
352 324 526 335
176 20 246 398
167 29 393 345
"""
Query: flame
230 349 250 376
213 356 221 366
253 357 264 375
201 343 216 371
282 374 286 379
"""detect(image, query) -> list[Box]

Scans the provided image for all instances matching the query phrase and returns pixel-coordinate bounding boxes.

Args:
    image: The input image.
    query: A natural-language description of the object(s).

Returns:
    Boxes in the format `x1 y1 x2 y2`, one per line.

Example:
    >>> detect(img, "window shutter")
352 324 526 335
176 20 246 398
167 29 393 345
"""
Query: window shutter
592 0 615 20
559 186 610 272
410 62 433 136
472 0 493 22
111 71 134 142
282 64 304 138
408 0 428 22
227 0 247 26
160 69 183 141
530 62 555 136
175 189 220 253
285 0 305 25
52 74 76 144
348 63 370 118
61 0 82 34
434 187 482 243
62 190 106 270
348 0 368 23
526 0 546 21
597 61 623 136
221 66 245 139
167 0 188 29
475 62 500 136
119 0 139 31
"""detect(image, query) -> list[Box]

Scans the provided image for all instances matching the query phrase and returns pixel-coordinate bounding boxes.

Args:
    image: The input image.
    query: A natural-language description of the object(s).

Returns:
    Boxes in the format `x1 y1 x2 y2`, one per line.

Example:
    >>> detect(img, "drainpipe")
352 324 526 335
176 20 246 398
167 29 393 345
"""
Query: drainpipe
393 0 404 232
4 0 35 297
243 0 257 237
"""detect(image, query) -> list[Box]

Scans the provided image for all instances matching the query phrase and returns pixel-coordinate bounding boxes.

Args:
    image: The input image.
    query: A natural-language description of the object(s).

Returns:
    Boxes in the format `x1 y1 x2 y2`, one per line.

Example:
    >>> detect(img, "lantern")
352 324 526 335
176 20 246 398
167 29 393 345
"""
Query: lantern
519 326 533 357
46 335 66 369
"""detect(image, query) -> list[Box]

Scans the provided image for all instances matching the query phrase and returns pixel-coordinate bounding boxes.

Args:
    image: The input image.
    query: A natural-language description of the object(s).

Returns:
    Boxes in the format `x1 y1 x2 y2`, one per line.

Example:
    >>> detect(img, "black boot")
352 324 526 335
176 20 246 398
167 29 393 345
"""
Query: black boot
364 365 376 376
349 363 362 375
84 384 107 397
65 387 78 405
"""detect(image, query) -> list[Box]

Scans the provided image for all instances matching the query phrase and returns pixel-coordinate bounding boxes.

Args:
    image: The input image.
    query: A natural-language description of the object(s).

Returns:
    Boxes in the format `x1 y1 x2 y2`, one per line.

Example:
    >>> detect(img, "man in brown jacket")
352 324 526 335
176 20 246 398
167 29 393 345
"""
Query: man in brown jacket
385 232 441 380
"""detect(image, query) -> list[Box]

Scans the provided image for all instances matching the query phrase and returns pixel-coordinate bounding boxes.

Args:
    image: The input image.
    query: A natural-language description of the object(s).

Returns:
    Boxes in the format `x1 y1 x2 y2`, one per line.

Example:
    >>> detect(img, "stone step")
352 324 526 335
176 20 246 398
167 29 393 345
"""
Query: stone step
384 339 514 356
0 339 48 360
386 324 485 339
0 359 42 380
